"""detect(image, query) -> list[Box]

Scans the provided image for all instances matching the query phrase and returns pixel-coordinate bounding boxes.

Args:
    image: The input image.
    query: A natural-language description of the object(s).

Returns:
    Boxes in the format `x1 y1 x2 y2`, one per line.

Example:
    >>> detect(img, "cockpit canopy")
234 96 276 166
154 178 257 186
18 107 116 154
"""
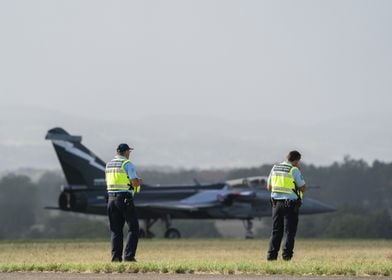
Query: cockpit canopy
225 176 268 189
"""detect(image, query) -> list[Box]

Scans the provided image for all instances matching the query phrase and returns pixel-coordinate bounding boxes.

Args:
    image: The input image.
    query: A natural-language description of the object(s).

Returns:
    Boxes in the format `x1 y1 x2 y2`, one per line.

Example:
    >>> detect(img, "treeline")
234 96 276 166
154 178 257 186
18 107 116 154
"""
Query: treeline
0 157 391 239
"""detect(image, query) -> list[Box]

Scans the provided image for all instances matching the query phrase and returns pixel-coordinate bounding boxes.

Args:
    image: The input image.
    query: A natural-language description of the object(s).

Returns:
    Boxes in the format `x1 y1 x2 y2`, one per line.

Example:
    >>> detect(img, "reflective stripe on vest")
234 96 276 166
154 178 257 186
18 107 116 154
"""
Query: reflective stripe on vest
105 158 131 191
270 162 303 199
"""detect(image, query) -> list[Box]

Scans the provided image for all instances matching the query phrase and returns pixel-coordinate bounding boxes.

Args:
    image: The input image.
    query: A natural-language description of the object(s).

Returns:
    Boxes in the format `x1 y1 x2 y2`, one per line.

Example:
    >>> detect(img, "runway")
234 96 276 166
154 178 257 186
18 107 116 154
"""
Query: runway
0 273 389 280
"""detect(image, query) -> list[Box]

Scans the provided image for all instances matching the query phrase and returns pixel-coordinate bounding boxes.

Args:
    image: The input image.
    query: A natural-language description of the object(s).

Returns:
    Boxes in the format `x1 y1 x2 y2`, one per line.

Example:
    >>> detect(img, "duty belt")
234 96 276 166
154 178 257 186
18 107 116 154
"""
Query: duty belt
108 192 132 198
271 199 300 208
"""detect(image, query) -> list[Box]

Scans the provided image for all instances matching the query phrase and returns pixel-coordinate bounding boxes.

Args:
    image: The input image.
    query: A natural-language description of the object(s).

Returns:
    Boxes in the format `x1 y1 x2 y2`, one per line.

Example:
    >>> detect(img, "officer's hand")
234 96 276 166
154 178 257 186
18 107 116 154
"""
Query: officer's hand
131 178 142 193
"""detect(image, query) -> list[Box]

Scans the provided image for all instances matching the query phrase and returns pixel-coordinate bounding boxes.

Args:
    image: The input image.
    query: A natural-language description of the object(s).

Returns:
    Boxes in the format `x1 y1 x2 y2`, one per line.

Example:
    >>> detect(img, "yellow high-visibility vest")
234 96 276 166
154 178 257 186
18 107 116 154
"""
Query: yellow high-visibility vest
105 157 131 191
270 162 303 199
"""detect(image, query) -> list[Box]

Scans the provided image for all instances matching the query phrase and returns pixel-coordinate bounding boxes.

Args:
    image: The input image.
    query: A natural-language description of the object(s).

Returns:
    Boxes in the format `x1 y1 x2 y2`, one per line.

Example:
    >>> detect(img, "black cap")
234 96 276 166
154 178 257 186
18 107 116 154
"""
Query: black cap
287 150 301 162
117 143 133 153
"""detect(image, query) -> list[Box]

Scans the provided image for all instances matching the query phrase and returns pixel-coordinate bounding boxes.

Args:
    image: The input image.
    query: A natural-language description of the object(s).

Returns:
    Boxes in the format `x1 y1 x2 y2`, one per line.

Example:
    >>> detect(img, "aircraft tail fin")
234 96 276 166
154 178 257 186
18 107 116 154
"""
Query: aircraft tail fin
45 127 106 188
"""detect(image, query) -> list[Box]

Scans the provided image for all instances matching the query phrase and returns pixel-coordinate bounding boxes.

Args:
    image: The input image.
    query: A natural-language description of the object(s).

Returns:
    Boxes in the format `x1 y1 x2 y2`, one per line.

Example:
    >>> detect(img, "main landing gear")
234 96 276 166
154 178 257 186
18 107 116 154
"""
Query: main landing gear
139 215 181 239
139 219 157 238
164 228 181 239
163 214 181 239
243 218 254 239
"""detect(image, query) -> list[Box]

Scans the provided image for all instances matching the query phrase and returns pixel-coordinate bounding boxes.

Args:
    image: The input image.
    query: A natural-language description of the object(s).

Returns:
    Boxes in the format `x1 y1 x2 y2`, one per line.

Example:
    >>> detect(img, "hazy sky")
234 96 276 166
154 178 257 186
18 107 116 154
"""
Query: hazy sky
1 1 391 171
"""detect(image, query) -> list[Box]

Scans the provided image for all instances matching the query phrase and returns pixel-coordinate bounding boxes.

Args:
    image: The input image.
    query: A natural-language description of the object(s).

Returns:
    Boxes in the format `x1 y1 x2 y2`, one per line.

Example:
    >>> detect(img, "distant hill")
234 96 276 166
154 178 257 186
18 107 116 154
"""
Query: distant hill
1 105 392 172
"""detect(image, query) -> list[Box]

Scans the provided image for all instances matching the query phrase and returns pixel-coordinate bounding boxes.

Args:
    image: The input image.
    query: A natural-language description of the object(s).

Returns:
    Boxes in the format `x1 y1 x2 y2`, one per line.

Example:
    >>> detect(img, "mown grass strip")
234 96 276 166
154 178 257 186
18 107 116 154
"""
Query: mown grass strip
0 239 391 276
0 261 390 276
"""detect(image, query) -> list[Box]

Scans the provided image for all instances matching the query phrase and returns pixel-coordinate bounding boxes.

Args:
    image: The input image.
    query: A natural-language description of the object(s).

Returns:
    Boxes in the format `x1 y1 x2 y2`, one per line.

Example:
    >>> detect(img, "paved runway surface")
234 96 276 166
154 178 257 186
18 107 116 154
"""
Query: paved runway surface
0 273 390 280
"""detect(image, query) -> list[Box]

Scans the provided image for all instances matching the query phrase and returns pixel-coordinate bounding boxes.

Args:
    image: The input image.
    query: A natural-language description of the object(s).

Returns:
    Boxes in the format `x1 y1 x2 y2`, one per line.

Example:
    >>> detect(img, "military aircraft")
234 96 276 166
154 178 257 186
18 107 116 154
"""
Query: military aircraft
45 127 335 239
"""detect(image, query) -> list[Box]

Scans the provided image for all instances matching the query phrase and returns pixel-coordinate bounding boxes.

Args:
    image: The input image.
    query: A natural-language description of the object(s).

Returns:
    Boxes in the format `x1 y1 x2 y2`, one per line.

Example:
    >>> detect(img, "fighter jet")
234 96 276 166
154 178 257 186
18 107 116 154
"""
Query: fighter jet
45 127 335 239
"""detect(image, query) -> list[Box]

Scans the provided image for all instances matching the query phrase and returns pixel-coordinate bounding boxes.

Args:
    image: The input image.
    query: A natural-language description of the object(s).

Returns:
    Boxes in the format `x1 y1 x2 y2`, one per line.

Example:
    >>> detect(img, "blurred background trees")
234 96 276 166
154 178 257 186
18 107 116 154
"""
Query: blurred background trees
0 157 391 239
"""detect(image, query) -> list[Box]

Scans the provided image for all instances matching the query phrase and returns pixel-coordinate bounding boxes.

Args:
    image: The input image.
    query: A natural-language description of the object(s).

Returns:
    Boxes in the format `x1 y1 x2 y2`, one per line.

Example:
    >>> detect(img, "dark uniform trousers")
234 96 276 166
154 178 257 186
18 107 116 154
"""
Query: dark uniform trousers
267 199 300 260
107 193 139 262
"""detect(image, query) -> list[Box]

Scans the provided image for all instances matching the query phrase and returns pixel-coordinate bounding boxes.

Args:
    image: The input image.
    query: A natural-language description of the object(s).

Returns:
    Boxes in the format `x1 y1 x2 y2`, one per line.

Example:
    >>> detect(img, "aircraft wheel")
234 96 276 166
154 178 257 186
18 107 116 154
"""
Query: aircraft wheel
139 229 155 238
139 229 146 238
146 230 155 238
164 228 181 239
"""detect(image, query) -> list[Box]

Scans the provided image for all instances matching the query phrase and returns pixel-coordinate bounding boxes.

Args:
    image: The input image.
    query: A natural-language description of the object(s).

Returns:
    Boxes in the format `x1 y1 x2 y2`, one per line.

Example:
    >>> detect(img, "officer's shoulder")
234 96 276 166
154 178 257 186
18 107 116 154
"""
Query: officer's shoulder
122 159 133 167
291 166 301 173
125 161 136 167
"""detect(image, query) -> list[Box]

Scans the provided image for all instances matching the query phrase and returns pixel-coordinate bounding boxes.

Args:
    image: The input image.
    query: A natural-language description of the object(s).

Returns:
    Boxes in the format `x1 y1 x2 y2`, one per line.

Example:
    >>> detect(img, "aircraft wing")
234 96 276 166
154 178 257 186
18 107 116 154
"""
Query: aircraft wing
44 206 61 210
136 201 220 212
135 189 255 212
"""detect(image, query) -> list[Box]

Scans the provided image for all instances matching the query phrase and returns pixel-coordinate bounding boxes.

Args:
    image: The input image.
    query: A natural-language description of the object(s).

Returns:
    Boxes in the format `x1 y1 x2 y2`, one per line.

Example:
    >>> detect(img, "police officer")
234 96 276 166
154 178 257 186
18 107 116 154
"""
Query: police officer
266 150 307 261
105 143 142 262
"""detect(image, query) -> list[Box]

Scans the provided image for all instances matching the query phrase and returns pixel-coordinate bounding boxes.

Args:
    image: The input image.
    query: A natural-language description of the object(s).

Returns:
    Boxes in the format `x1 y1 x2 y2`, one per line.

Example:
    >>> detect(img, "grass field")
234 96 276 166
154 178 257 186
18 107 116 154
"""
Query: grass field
0 239 391 276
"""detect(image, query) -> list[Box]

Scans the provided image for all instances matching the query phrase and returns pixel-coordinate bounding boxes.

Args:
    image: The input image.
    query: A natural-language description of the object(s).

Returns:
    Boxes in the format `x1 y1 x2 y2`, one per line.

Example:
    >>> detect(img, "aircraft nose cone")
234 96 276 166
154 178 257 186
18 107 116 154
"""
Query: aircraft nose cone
300 198 336 214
